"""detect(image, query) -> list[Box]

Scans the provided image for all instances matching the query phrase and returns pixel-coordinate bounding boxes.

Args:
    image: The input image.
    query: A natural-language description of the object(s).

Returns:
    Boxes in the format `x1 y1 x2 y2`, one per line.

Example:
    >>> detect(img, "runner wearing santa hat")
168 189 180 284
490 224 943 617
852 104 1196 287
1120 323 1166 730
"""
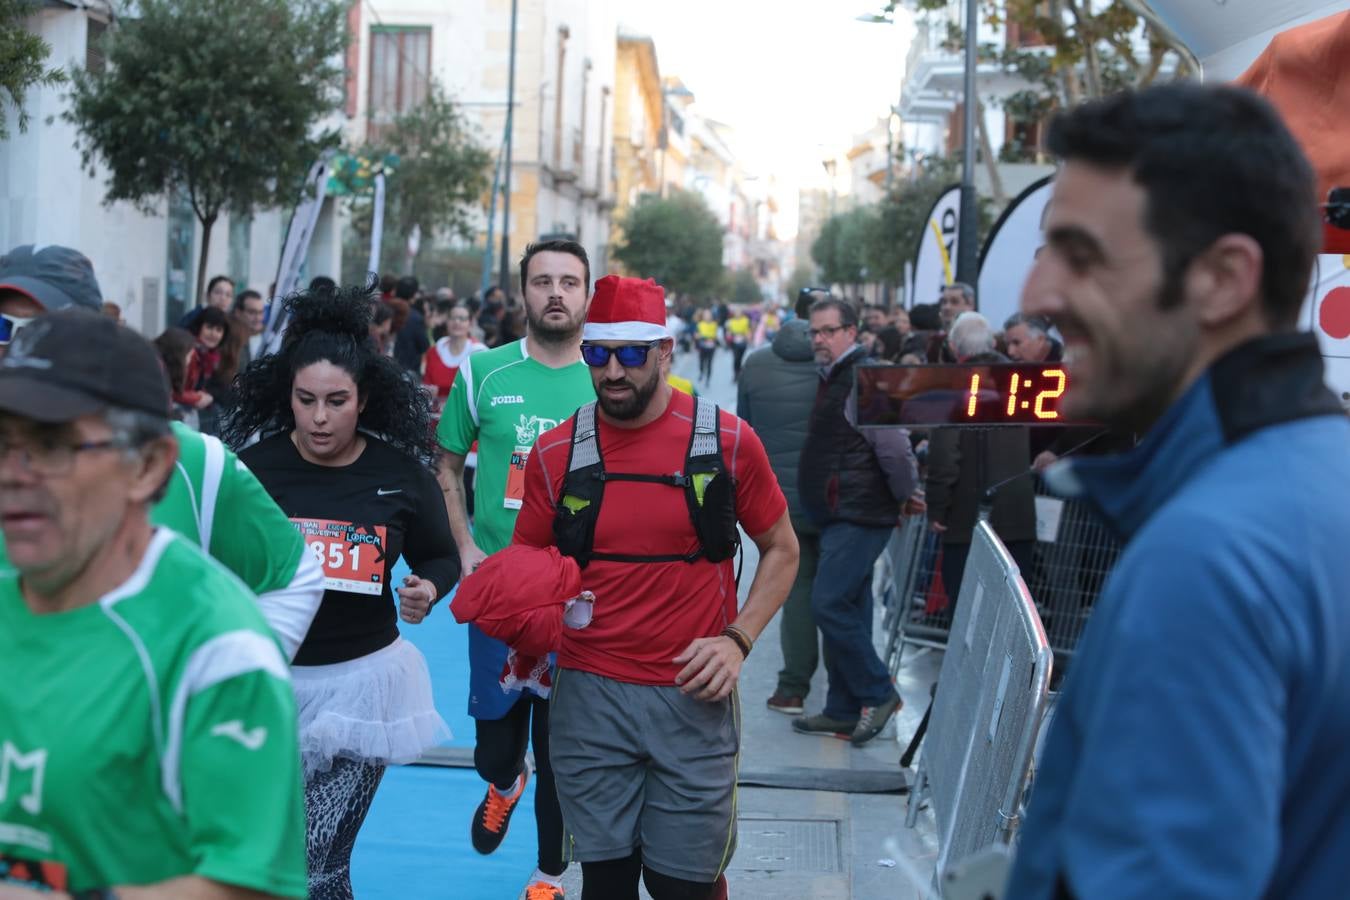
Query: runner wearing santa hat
437 238 596 900
512 275 800 900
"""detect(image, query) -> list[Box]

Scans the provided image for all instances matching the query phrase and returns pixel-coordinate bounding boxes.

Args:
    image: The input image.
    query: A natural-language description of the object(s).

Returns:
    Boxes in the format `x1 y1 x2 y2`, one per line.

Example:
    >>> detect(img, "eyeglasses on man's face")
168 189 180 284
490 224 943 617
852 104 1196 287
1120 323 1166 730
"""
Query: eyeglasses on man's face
808 324 848 340
0 430 121 477
580 341 660 368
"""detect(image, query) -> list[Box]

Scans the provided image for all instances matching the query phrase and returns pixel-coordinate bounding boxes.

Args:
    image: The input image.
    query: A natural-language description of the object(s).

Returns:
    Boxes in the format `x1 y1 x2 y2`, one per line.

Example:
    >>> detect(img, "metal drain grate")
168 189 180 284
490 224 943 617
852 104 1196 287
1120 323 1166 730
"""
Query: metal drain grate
730 817 842 873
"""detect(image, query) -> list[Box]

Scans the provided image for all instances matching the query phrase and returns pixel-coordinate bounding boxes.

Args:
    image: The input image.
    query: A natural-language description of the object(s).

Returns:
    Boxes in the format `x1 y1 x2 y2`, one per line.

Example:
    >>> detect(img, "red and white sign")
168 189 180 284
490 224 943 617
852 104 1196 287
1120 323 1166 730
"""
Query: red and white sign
291 518 388 595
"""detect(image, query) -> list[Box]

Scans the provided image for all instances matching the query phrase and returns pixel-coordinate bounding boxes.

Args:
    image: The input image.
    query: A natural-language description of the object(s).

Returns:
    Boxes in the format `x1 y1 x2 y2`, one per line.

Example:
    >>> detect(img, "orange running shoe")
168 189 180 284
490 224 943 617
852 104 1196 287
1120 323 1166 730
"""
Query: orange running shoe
471 763 530 855
523 881 564 900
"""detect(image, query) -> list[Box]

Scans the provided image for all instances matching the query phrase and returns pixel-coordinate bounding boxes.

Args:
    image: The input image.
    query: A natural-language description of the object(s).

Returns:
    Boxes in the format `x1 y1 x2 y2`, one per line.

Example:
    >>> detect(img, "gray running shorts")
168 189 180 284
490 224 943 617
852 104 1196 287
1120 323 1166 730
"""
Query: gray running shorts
549 667 741 882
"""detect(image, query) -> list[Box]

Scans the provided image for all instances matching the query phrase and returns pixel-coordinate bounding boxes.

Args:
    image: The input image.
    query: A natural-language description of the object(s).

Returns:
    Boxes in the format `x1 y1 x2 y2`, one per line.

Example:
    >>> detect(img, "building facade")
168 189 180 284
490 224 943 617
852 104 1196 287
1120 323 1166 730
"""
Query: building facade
355 0 619 285
1 2 341 333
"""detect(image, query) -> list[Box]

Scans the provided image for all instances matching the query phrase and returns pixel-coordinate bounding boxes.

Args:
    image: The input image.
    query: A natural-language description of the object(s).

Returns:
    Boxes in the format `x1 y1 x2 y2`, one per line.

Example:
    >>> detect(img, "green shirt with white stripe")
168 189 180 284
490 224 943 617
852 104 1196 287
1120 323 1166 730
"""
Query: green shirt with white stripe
0 422 304 597
0 529 307 895
436 338 594 555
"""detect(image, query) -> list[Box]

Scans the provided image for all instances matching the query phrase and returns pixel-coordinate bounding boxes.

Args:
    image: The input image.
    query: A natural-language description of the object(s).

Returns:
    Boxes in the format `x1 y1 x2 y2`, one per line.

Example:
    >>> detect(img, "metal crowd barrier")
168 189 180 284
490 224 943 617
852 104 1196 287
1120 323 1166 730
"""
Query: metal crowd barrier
880 479 1121 678
903 520 1054 887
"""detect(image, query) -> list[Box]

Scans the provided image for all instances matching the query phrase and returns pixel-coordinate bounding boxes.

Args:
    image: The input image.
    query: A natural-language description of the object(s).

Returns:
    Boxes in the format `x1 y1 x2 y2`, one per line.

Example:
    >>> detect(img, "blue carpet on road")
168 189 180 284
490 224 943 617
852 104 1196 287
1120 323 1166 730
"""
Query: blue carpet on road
349 562 540 900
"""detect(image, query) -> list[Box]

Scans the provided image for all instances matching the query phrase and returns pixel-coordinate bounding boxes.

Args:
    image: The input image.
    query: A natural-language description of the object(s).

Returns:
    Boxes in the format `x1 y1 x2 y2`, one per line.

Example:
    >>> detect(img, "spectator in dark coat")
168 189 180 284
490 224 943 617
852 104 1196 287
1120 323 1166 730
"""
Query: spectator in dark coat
738 298 825 716
392 275 430 372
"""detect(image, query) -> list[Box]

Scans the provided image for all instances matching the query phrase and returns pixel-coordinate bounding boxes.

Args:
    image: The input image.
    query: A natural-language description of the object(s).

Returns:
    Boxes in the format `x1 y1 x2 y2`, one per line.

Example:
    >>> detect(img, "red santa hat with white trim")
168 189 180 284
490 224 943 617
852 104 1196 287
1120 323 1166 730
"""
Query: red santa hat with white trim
582 275 671 342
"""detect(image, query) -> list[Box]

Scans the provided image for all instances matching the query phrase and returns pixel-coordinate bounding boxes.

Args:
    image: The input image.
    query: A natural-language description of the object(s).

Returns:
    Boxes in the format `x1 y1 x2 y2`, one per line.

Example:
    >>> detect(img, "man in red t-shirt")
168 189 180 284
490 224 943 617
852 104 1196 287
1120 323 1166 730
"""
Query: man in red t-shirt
513 275 799 900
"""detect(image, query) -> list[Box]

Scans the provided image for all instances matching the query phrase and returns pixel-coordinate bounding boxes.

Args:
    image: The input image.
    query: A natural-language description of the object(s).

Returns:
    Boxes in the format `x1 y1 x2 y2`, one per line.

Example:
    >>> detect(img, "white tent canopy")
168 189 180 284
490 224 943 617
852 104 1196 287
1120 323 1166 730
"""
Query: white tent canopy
1131 0 1350 80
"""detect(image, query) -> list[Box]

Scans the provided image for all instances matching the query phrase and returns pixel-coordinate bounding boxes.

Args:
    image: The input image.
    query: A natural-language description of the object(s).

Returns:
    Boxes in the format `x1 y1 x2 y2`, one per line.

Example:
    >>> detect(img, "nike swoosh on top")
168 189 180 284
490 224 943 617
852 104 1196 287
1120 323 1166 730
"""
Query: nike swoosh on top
377 488 402 496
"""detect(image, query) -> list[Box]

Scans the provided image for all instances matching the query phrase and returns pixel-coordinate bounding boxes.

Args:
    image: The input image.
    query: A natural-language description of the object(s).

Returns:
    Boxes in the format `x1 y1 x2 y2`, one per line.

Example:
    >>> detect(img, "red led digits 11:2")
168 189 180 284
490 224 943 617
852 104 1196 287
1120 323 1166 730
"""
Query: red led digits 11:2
964 368 1068 421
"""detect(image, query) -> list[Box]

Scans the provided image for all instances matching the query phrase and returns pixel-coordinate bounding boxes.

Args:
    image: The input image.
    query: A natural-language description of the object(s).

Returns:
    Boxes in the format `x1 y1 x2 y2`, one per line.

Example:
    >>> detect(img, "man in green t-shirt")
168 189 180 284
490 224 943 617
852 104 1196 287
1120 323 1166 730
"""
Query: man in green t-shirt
0 311 306 898
0 244 323 659
437 239 595 899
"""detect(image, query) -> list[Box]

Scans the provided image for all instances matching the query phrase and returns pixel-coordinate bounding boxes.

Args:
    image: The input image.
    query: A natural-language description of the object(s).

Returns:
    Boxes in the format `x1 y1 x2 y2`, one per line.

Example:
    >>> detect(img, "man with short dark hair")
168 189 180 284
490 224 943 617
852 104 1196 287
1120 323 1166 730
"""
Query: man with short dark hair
233 288 267 367
438 237 597 899
794 296 917 745
926 282 976 362
0 311 306 898
1008 83 1349 899
862 304 888 333
938 282 975 329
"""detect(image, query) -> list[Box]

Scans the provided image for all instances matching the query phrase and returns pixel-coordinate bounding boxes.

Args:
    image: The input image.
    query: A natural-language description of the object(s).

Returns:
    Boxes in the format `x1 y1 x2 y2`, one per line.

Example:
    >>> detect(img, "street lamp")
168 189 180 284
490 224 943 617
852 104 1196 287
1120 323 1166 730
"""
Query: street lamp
956 0 979 286
498 0 519 295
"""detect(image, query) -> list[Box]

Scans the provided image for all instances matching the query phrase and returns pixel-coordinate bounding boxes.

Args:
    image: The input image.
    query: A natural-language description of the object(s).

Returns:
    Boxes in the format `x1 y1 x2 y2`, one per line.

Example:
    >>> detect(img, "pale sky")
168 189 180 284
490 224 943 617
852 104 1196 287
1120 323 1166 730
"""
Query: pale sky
620 0 916 231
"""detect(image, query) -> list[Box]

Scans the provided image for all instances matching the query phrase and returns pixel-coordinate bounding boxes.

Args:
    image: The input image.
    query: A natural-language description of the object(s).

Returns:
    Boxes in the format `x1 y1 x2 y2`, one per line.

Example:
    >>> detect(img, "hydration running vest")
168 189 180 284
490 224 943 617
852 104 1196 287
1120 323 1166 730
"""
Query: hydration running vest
552 397 740 568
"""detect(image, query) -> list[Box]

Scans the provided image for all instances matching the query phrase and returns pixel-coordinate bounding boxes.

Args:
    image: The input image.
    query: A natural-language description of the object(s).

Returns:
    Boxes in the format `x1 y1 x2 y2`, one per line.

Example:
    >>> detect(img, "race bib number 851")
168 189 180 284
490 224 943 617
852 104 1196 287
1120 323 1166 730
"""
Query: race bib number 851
291 519 388 595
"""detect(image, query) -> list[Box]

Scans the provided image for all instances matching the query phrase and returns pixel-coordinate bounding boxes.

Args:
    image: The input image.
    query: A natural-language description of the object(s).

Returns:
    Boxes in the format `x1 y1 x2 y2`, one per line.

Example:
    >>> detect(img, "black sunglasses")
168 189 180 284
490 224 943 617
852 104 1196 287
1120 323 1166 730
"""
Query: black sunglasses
581 341 660 368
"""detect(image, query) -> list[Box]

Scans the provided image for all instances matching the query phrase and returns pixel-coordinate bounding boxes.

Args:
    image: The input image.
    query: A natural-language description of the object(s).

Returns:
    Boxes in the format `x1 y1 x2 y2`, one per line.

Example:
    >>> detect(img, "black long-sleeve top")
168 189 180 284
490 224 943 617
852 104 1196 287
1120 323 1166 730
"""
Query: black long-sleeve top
241 433 460 665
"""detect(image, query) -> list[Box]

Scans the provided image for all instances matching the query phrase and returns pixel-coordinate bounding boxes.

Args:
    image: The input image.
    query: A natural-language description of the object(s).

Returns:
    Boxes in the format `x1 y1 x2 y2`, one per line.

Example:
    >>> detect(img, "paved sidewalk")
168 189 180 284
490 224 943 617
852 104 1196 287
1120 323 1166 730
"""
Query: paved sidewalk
556 346 944 898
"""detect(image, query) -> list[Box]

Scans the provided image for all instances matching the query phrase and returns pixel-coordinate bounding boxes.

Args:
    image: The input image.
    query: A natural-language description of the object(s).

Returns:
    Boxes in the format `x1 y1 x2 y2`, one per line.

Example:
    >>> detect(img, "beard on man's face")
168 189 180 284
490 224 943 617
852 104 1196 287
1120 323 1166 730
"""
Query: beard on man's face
595 361 662 420
526 301 584 342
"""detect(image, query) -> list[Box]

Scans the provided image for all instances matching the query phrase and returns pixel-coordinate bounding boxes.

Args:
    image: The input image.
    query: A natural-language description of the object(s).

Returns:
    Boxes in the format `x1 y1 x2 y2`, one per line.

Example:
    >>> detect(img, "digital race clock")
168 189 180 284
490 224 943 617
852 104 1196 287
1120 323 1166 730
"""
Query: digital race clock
854 363 1090 427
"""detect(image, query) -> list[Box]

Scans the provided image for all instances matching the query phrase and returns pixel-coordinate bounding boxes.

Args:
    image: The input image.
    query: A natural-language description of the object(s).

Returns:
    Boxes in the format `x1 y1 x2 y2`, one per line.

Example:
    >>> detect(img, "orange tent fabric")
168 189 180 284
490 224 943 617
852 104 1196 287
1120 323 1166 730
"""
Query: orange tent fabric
1237 10 1350 252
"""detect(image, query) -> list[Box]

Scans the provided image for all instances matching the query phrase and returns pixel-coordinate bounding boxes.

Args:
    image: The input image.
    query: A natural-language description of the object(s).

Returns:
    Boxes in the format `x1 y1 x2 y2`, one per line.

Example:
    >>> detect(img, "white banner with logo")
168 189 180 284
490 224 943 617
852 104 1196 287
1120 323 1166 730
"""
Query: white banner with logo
262 151 334 355
367 170 386 278
977 175 1054 333
911 184 962 310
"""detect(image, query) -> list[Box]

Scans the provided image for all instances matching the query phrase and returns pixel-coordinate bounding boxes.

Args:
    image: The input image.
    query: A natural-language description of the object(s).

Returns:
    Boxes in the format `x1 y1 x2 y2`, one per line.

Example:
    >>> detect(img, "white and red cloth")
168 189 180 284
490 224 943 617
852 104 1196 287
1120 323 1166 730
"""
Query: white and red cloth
449 544 593 696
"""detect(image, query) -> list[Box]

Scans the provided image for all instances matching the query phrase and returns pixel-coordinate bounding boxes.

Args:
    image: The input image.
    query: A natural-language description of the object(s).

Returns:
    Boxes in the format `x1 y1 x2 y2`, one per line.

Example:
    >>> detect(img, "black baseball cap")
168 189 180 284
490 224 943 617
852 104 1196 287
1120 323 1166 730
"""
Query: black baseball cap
0 244 103 313
0 310 170 423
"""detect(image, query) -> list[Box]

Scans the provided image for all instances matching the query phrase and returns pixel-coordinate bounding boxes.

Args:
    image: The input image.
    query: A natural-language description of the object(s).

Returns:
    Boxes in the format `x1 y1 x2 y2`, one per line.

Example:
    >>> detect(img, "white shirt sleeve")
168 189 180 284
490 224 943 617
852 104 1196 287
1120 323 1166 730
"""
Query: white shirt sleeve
255 548 324 661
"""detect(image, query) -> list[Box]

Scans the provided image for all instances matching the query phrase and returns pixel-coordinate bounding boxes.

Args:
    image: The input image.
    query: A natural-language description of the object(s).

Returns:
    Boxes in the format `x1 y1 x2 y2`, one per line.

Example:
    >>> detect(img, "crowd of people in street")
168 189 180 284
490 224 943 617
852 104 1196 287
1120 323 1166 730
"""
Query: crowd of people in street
0 82 1347 900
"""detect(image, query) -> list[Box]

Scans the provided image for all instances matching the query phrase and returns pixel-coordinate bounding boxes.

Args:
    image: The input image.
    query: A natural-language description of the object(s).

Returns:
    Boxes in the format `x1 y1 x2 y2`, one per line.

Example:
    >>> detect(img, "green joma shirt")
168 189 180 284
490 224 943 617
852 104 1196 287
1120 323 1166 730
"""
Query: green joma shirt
437 338 595 555
0 422 305 597
0 529 307 895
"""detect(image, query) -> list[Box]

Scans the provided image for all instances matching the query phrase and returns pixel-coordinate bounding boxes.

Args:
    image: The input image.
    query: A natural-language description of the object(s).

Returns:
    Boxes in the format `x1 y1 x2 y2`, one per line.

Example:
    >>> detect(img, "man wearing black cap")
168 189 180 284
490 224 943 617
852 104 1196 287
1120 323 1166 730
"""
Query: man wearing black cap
0 243 323 659
0 311 307 897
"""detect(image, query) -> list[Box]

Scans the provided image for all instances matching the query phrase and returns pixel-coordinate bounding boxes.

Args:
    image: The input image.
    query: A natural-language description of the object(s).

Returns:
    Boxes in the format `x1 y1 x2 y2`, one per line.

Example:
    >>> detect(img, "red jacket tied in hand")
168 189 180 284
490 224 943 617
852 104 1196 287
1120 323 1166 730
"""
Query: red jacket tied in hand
449 545 582 656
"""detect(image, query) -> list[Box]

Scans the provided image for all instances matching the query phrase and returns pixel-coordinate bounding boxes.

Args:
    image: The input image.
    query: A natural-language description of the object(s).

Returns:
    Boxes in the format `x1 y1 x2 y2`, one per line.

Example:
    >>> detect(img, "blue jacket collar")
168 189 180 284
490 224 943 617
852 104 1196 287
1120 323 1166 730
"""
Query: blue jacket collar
1047 332 1340 541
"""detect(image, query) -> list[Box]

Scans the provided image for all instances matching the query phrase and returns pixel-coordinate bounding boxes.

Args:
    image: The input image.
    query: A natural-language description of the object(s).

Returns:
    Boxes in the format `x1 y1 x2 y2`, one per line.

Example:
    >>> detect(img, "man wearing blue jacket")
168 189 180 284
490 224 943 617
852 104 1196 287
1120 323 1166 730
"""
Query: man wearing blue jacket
1008 83 1350 898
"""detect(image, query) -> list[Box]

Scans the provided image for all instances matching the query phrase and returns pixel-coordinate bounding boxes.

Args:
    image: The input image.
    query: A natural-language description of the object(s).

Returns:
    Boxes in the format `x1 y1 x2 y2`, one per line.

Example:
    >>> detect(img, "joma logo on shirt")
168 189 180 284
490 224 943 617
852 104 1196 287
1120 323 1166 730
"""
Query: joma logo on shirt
490 395 525 407
0 742 47 815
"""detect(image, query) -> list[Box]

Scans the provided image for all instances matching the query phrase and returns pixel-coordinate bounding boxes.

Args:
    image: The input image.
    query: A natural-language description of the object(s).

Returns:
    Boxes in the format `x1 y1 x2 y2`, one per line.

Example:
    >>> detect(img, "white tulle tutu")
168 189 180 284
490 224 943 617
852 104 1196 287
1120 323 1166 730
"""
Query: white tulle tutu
292 637 450 777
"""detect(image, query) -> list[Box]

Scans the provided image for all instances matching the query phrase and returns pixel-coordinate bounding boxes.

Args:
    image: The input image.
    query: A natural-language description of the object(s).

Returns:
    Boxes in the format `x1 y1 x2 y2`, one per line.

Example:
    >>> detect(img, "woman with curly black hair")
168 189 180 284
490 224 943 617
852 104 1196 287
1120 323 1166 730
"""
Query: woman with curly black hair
225 282 459 900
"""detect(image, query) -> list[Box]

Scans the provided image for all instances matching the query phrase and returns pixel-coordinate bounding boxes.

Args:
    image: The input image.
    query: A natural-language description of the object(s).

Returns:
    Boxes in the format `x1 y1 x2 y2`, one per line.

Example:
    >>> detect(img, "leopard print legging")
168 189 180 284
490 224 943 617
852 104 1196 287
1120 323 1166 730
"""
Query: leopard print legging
305 758 387 900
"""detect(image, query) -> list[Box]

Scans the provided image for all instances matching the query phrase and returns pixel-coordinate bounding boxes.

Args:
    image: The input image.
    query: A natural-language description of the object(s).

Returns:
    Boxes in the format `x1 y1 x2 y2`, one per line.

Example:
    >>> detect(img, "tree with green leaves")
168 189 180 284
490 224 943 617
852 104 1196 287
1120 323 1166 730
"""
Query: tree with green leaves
1 0 64 140
786 263 817 302
613 190 725 298
342 84 492 275
898 1 1192 157
725 268 761 307
66 0 347 306
863 156 994 291
811 207 874 288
